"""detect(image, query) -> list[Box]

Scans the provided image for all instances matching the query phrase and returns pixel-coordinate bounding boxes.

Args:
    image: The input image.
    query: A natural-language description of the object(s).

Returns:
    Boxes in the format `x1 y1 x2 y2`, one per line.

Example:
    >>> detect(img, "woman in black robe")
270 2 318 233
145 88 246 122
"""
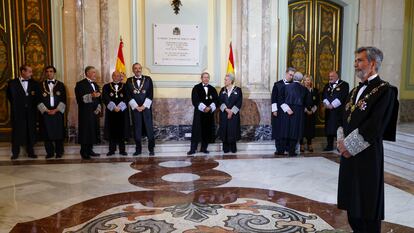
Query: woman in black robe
218 73 242 153
300 75 319 152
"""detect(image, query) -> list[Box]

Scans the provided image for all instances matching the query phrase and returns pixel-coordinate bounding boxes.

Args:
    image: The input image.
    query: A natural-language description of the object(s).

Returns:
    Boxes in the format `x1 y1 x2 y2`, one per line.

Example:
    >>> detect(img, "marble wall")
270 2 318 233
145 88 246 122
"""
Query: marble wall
60 0 410 144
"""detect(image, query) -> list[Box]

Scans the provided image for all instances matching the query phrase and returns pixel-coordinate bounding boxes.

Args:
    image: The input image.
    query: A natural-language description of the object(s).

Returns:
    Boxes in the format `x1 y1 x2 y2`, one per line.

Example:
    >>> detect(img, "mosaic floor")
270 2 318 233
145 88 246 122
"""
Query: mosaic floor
1 155 413 232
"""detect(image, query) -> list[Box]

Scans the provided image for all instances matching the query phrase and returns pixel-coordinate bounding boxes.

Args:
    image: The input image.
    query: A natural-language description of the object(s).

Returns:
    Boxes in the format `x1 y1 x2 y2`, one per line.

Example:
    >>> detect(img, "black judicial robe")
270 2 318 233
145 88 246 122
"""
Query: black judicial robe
125 76 154 139
75 79 101 144
6 78 40 145
279 81 311 140
303 88 320 139
191 83 219 143
102 82 130 141
322 80 349 135
38 80 66 140
218 86 242 143
271 80 288 140
338 77 398 220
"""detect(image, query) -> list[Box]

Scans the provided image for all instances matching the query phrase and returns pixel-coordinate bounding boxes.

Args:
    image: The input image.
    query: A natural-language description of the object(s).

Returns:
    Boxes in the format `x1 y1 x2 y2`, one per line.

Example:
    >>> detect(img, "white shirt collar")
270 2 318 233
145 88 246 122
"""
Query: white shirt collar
368 74 378 81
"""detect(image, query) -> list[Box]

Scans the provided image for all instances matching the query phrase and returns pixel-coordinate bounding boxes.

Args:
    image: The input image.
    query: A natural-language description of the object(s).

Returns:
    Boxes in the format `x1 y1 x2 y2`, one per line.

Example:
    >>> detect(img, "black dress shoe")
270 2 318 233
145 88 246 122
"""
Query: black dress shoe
187 150 196 155
149 151 155 156
11 155 18 160
81 154 91 160
45 154 54 159
119 151 128 156
28 154 38 159
223 150 230 153
56 154 63 159
201 150 210 154
133 151 141 156
89 151 100 157
231 150 237 153
106 151 115 156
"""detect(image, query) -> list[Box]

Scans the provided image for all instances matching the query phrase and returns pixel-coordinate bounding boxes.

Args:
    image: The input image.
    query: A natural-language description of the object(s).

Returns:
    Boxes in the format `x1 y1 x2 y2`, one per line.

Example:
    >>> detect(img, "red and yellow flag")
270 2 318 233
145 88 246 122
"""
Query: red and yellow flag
226 42 235 75
115 38 126 81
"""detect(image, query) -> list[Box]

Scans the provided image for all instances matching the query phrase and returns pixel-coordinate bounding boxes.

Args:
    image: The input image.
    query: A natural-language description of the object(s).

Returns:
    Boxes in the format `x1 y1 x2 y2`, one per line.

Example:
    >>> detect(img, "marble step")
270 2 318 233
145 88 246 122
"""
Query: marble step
384 162 414 182
383 140 414 156
384 149 414 172
396 131 414 144
0 139 329 158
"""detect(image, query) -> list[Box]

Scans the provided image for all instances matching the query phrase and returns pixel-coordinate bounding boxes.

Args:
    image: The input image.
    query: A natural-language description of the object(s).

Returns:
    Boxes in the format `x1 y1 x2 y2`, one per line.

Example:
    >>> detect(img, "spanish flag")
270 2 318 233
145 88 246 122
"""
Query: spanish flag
226 42 235 75
115 38 126 80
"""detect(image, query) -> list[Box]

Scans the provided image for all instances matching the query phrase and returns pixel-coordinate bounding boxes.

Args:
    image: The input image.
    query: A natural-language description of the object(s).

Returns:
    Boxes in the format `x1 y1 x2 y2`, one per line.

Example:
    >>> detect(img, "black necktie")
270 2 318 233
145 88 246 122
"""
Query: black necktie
21 79 28 82
48 80 55 85
203 84 208 87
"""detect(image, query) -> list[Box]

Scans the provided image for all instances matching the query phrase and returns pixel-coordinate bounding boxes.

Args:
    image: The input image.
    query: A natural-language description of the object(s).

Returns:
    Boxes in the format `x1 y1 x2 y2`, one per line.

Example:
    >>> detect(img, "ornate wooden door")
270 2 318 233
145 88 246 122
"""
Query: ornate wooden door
288 0 342 131
0 0 52 140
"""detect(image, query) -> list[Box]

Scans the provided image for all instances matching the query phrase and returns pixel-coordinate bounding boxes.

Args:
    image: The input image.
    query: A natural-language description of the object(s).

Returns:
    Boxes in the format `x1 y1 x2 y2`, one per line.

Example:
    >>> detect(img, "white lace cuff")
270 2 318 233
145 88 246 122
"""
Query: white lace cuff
271 103 277 112
107 101 116 111
198 103 207 112
210 103 216 112
343 128 371 156
220 104 227 112
143 98 152 109
82 94 93 103
37 103 48 114
231 106 240 114
129 99 138 109
281 103 291 113
57 102 66 113
118 102 127 111
331 98 342 108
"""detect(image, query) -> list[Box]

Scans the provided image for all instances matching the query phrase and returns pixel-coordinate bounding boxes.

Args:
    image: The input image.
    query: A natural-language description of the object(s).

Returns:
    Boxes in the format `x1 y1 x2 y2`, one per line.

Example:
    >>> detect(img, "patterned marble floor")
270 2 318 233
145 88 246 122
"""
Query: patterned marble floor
0 154 413 232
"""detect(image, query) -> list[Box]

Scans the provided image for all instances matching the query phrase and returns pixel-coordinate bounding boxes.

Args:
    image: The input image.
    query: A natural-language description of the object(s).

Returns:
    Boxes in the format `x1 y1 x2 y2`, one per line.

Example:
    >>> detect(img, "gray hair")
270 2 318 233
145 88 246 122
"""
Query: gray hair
286 67 296 73
226 73 235 84
356 46 384 72
293 71 303 81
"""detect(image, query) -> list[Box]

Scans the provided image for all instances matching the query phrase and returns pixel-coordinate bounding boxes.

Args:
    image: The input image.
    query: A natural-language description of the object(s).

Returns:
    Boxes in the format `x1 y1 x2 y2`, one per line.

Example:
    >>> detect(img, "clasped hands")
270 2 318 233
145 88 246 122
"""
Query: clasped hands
337 140 352 158
225 108 233 119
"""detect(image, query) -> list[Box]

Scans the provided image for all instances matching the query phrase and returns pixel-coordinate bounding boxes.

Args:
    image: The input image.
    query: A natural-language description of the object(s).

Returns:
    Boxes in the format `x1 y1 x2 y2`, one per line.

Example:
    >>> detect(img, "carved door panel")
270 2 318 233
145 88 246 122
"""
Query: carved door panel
0 0 52 140
288 0 342 131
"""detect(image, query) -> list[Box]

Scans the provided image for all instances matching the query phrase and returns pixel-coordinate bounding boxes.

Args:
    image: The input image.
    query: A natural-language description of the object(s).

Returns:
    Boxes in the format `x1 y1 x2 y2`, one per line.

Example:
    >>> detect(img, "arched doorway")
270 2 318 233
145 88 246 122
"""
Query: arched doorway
287 0 343 132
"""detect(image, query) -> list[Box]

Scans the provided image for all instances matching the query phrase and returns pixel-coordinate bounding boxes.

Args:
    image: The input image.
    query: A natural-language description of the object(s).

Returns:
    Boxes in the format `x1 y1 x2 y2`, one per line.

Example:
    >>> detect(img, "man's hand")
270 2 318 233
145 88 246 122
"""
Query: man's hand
204 106 211 113
287 109 294 115
325 104 333 110
272 112 277 117
114 107 120 112
337 140 352 158
136 106 145 112
47 109 57 115
92 92 101 98
225 108 233 119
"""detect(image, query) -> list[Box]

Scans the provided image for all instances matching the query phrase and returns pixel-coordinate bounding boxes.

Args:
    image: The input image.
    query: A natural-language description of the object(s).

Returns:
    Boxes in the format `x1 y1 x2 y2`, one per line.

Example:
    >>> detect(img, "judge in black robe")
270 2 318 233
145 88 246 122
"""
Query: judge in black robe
218 73 242 153
188 72 219 155
279 72 311 156
271 67 295 155
337 47 398 233
74 66 102 159
6 65 40 160
102 71 129 156
37 66 66 159
322 71 349 151
300 75 319 152
126 63 155 156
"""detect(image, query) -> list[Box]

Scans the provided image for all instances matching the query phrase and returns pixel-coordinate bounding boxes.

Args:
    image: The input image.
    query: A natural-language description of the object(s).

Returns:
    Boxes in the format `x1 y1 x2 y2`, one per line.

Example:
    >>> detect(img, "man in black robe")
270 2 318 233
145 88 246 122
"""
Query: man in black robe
188 72 219 155
37 66 66 159
7 65 40 160
102 71 129 156
337 46 398 233
271 67 295 155
75 66 102 159
279 72 311 156
322 71 349 151
126 63 155 156
218 73 242 153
